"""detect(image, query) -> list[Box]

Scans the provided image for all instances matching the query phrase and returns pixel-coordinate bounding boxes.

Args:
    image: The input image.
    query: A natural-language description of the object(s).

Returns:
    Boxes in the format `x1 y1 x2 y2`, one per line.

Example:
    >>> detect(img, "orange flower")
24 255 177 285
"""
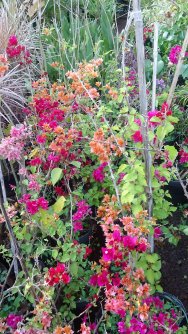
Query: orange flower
54 326 74 334
50 62 60 68
95 81 101 87
138 302 149 321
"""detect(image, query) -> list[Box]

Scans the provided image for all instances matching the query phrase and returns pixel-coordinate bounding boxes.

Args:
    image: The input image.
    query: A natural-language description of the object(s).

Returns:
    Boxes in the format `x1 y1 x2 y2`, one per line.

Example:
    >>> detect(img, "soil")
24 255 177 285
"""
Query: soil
156 210 188 311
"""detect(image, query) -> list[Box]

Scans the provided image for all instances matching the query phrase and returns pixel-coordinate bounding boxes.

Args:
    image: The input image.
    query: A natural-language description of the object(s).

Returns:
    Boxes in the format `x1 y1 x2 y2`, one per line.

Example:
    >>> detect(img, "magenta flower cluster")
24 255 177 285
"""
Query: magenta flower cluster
6 314 23 329
169 44 188 64
92 162 107 182
19 194 48 215
6 35 32 64
72 200 92 232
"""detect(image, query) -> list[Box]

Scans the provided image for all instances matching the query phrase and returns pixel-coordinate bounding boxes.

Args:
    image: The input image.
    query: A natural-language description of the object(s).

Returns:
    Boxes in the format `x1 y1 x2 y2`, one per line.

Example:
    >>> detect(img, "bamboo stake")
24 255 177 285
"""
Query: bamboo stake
152 22 159 110
167 28 188 108
132 0 154 252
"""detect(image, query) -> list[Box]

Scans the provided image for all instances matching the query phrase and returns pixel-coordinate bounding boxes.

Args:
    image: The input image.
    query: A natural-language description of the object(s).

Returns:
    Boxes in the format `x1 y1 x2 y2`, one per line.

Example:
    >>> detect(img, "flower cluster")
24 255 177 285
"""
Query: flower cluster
46 263 71 286
179 149 188 164
92 162 107 182
19 195 48 215
89 195 151 320
90 128 124 162
0 124 30 161
0 205 17 224
6 35 32 64
6 314 23 330
148 102 172 126
73 200 91 232
0 54 9 77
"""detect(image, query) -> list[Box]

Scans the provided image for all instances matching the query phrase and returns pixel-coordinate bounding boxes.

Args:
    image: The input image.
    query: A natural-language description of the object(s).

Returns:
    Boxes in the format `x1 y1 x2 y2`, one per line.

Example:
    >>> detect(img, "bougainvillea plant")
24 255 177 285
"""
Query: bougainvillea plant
0 37 187 334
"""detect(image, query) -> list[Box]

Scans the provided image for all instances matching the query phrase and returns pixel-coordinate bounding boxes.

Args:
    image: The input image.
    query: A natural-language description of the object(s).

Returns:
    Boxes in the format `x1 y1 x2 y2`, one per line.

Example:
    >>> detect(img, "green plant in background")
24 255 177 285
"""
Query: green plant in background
42 0 120 81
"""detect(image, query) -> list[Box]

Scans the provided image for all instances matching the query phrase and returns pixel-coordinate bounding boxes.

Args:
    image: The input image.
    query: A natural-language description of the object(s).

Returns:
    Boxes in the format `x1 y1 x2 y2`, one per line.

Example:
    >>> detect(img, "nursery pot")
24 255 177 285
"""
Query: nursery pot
155 292 188 327
164 180 187 205
78 227 93 245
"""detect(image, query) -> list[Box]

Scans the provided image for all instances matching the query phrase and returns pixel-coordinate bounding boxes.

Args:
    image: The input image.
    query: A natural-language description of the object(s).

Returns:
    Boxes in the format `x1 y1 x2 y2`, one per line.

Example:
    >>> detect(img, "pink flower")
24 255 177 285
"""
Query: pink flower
123 235 137 250
37 197 48 210
23 196 48 215
92 162 107 183
28 180 41 192
89 274 98 286
117 173 126 185
73 221 83 232
132 130 143 143
169 45 182 64
97 270 109 286
154 227 162 238
8 35 18 46
6 314 23 329
179 149 188 163
36 134 46 144
46 262 71 286
102 247 114 262
154 170 166 182
26 200 39 215
29 157 42 166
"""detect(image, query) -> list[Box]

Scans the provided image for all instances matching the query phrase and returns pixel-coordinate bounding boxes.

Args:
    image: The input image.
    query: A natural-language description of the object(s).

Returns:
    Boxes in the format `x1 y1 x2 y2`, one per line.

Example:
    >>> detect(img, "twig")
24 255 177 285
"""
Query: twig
0 191 38 304
0 258 14 303
175 168 188 200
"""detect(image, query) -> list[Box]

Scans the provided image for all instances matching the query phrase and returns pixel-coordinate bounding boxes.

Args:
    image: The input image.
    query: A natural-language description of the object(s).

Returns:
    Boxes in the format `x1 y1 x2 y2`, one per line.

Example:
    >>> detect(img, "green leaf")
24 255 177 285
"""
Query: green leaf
118 164 127 173
151 261 161 271
70 262 79 277
121 192 134 204
154 271 161 280
146 253 159 263
53 196 66 213
156 122 174 141
156 284 163 292
52 249 58 259
61 253 70 262
146 269 155 284
164 145 178 162
71 161 81 168
183 227 188 236
157 60 164 75
180 64 188 79
51 168 63 186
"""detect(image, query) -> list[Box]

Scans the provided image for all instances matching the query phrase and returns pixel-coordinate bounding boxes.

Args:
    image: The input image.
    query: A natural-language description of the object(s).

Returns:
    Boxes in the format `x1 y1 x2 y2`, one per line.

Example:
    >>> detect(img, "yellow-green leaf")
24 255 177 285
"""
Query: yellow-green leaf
51 168 63 186
53 196 66 213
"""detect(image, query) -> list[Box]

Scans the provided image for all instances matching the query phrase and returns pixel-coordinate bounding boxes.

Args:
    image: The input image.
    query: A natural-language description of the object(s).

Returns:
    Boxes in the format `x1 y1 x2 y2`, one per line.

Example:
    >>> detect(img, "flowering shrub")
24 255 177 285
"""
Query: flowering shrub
0 55 187 334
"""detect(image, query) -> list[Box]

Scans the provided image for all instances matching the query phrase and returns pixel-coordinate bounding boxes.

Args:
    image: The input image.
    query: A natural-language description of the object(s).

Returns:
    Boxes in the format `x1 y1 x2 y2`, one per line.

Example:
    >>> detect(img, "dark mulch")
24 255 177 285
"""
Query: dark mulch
156 210 188 311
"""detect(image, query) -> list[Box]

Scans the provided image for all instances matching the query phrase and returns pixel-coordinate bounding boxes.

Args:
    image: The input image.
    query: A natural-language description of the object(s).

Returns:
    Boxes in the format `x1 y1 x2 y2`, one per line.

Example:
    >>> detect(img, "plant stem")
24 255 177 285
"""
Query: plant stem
167 27 188 108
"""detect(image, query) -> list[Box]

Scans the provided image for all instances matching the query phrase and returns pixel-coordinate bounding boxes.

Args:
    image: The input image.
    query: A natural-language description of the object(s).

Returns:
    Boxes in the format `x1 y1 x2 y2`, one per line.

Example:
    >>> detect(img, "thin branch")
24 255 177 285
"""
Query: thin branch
167 28 188 108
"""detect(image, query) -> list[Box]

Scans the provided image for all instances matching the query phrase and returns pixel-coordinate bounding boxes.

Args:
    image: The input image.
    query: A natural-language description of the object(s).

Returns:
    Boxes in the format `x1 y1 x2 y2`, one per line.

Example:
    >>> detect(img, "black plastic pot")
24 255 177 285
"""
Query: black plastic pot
78 227 93 245
155 292 188 327
165 180 187 205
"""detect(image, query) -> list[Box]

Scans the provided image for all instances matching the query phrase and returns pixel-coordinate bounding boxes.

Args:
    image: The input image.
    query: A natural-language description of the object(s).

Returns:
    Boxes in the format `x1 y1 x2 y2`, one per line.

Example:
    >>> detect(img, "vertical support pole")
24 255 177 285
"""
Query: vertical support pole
132 0 154 252
152 22 159 111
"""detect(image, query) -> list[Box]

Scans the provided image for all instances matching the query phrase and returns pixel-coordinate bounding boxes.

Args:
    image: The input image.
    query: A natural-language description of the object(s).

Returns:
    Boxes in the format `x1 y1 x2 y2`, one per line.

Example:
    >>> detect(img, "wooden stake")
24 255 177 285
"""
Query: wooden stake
152 23 159 111
132 0 154 252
